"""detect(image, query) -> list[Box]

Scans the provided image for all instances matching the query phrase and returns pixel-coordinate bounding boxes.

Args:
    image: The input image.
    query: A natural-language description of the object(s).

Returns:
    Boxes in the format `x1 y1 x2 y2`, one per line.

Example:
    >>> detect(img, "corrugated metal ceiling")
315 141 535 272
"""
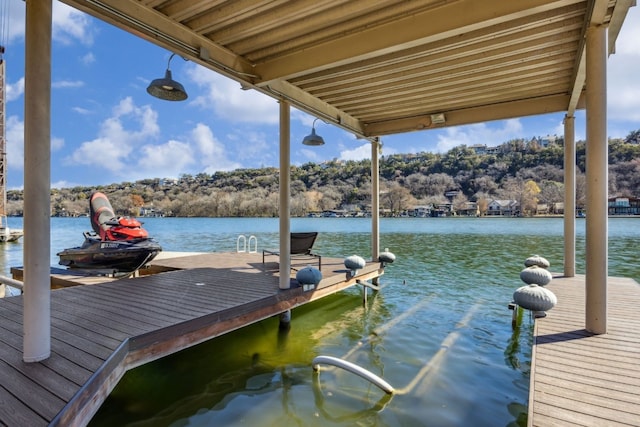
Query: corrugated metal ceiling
61 0 634 140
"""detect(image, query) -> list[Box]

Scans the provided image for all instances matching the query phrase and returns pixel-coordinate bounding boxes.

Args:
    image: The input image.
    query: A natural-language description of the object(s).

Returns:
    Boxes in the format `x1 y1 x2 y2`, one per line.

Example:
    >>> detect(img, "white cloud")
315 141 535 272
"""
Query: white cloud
52 2 95 46
67 137 132 173
339 143 372 161
51 136 65 151
5 2 94 45
231 130 270 161
114 122 243 180
6 118 68 172
52 80 84 89
81 52 95 65
66 97 159 172
607 9 640 123
296 112 327 128
380 143 398 157
188 66 279 124
72 107 91 115
433 119 524 152
113 97 160 137
6 116 24 171
6 78 24 101
64 98 243 181
614 8 640 56
299 147 322 162
191 123 241 172
51 180 72 190
135 140 195 179
4 1 26 42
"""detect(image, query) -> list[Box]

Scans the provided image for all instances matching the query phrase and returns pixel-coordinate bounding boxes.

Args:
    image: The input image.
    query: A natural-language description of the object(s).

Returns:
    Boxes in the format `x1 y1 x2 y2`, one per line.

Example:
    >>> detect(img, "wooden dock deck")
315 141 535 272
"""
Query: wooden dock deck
528 274 640 426
0 252 383 426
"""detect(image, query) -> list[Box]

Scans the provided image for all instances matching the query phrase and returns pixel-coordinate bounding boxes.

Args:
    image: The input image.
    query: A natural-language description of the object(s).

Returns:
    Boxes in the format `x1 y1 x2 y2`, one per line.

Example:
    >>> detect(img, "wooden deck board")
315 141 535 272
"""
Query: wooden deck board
0 359 66 420
0 252 383 426
0 317 95 387
0 386 50 426
0 305 109 376
528 274 640 427
51 291 168 331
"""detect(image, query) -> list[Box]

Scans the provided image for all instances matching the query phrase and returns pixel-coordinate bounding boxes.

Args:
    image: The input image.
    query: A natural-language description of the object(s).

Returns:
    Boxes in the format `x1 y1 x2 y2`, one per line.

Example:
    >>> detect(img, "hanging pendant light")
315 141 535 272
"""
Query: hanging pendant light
302 118 325 146
147 53 188 101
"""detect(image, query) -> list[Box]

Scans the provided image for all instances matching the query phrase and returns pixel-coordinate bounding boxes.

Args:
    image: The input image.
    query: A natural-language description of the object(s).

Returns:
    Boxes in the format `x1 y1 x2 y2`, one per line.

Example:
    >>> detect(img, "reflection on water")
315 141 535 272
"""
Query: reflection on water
2 217 638 426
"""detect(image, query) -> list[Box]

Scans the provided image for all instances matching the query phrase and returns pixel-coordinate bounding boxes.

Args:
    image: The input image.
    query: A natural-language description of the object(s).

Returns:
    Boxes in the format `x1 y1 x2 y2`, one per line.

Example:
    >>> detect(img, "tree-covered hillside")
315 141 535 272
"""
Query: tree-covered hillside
7 131 640 218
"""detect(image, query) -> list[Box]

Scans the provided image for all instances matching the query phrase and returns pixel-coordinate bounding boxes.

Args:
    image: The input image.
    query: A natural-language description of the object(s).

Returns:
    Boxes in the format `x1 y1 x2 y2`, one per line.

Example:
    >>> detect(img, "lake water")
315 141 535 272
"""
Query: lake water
2 217 639 426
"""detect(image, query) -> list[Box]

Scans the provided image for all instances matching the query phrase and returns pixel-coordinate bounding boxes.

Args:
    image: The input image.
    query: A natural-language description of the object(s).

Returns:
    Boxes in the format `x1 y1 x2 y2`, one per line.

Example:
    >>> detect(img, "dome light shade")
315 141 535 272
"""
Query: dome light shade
302 128 325 146
147 53 188 101
302 118 325 146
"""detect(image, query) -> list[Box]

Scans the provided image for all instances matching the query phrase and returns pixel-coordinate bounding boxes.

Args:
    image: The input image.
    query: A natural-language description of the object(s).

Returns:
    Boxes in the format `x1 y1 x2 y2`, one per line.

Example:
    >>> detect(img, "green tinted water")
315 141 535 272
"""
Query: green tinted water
3 217 637 426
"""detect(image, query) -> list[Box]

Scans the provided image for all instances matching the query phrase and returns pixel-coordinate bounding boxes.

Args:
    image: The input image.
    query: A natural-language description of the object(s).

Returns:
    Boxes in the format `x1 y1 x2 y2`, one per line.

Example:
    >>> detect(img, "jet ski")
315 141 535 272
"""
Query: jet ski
57 192 162 273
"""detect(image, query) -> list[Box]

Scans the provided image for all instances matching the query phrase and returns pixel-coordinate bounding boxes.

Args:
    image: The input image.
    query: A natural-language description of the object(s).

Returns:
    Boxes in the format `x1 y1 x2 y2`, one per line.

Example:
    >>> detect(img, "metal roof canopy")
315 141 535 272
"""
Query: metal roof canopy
60 0 634 141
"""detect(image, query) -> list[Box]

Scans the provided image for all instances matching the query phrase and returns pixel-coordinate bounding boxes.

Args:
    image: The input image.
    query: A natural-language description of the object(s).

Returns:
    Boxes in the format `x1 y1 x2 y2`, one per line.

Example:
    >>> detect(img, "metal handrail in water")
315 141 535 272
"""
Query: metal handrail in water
312 355 395 394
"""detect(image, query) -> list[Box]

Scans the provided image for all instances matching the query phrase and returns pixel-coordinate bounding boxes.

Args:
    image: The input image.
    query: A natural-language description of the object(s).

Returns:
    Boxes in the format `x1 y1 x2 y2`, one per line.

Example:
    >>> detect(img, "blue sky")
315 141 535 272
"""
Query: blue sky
2 2 640 189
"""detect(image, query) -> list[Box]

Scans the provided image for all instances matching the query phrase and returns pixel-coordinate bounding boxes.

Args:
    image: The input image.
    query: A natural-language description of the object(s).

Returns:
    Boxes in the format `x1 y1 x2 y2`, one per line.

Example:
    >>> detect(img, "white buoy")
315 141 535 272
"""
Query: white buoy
378 249 396 266
344 255 366 276
520 265 553 286
513 284 557 312
524 254 550 269
296 265 322 291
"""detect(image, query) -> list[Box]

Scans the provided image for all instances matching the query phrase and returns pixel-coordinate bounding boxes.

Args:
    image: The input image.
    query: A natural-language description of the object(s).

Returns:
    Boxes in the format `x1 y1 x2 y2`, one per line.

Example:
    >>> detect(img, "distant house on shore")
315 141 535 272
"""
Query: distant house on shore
487 199 519 216
140 206 165 217
532 134 559 148
470 144 488 155
536 202 564 215
411 205 432 217
455 202 479 217
608 197 640 216
469 144 500 155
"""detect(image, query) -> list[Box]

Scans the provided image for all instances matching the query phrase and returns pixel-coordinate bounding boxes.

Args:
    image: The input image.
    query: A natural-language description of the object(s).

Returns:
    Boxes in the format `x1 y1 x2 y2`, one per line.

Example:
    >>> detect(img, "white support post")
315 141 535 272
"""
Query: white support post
23 0 52 362
585 25 608 334
278 101 291 289
563 115 576 277
371 140 380 262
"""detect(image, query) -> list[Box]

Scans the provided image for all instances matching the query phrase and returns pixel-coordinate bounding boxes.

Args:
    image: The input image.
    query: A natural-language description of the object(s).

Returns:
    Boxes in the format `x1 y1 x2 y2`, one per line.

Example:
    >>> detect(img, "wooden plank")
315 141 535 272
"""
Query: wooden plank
0 314 94 387
532 390 640 424
0 359 66 421
0 297 116 360
533 365 640 394
0 347 81 402
51 290 167 331
528 275 640 427
537 344 640 369
0 386 49 426
535 375 640 406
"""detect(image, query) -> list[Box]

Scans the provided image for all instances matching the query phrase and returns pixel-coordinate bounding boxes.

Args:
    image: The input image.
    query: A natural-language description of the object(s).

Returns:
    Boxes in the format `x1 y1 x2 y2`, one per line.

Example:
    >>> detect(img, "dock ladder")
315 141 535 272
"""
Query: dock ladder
236 234 258 253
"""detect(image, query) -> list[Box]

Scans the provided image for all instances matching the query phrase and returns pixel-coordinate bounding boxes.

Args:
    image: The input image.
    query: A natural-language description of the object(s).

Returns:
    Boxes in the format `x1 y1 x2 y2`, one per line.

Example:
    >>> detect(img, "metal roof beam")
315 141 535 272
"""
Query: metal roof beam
253 0 584 84
60 0 257 81
262 81 369 140
566 0 633 114
363 94 584 136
